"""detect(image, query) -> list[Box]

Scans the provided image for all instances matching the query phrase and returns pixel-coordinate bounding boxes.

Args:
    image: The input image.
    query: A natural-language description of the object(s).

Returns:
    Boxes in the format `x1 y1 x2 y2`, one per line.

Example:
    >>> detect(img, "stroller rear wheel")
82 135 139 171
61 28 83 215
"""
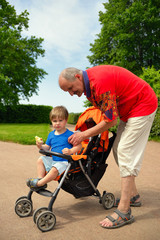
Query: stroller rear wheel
33 207 48 223
36 210 56 232
102 192 115 209
15 199 33 217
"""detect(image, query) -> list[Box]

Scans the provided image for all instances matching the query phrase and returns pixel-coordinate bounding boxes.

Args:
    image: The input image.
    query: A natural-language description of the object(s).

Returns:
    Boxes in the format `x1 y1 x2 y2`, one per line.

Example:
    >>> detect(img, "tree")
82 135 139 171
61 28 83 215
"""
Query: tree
87 0 160 75
83 99 92 108
0 0 47 106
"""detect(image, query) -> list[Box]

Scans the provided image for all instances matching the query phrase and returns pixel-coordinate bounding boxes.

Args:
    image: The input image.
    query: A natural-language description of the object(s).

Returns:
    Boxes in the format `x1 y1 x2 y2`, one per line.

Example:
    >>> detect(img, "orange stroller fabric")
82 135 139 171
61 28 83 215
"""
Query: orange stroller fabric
75 106 109 151
54 107 109 181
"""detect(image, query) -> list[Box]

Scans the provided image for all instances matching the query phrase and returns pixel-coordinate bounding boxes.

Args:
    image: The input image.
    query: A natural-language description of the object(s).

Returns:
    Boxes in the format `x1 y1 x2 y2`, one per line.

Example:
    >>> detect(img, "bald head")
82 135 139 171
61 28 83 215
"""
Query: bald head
58 67 84 97
59 67 82 82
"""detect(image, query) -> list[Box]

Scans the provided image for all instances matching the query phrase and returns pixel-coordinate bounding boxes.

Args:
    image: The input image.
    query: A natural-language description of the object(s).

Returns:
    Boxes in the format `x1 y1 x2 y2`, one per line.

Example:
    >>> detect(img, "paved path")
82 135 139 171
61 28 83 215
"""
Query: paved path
0 133 160 239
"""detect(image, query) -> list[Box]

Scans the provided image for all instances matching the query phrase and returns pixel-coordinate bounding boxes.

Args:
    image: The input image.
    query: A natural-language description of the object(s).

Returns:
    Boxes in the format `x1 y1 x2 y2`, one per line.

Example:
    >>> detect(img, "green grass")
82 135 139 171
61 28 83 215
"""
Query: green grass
0 123 52 145
148 136 160 142
0 123 159 145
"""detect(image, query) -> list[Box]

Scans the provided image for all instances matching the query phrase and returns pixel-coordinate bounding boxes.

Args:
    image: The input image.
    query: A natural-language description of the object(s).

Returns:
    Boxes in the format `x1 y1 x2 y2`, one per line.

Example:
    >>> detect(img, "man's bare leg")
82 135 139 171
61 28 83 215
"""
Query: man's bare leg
100 175 134 227
131 176 140 200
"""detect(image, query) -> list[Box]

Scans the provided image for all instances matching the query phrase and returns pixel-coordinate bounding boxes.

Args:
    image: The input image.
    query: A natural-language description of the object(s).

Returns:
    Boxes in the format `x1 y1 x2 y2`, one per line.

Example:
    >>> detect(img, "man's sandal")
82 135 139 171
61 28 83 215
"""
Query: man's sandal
101 209 134 229
114 194 141 207
26 178 47 191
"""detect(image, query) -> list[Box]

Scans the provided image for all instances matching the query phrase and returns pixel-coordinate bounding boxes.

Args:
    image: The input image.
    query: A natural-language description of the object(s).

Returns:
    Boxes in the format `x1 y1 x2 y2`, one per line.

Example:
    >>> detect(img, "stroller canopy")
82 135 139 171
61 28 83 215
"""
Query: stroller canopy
75 106 109 151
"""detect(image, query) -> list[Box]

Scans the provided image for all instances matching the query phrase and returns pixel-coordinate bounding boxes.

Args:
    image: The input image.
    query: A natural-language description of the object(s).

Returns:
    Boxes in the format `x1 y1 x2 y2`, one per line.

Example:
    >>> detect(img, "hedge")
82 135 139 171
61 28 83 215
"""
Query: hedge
0 104 82 125
68 112 82 125
0 103 159 140
0 104 53 123
149 102 160 138
139 67 160 139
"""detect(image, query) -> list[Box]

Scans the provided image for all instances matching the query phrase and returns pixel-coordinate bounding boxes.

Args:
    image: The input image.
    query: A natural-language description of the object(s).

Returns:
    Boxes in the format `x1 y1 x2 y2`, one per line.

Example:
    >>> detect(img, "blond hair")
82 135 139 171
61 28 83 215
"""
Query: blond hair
50 106 69 121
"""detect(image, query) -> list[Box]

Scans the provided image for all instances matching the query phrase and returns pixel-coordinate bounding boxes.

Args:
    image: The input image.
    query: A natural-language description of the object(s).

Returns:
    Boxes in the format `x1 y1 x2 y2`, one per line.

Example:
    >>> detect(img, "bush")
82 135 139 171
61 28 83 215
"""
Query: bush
68 112 82 124
139 66 160 99
0 105 83 125
0 104 53 123
139 66 160 139
149 104 160 139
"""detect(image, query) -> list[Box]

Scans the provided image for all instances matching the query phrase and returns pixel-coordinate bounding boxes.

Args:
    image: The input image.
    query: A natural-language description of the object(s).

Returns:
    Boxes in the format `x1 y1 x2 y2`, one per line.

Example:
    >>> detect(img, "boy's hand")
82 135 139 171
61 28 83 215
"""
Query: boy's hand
62 148 72 155
35 136 43 149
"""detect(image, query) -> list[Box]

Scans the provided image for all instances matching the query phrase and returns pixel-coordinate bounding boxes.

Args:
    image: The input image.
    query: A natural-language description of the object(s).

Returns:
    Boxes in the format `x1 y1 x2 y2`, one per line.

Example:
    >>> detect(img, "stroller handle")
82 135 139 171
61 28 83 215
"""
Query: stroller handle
39 149 72 160
39 149 87 161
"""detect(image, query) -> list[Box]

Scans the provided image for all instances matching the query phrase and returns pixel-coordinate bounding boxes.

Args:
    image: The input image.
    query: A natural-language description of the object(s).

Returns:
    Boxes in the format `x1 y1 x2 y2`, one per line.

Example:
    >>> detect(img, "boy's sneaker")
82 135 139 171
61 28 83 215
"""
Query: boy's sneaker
26 178 47 191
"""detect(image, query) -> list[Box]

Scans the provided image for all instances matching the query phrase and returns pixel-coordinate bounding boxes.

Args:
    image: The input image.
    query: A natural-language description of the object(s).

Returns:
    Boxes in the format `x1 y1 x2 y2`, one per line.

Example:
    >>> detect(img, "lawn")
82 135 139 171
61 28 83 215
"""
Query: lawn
0 123 159 145
0 123 52 145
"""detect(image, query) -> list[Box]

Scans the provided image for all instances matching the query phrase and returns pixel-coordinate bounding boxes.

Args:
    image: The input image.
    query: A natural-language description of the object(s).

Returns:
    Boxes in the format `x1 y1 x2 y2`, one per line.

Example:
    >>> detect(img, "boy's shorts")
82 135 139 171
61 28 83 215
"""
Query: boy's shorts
113 110 156 177
41 156 69 175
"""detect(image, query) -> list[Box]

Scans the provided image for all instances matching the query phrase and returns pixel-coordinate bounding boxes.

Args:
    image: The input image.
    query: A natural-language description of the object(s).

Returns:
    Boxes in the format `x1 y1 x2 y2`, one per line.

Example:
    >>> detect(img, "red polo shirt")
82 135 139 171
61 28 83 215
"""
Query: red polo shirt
83 65 158 122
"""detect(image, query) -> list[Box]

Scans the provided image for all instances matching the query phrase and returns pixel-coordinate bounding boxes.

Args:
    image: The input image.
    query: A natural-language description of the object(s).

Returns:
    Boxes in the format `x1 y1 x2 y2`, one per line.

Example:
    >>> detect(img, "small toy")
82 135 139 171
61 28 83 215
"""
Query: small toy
35 136 43 143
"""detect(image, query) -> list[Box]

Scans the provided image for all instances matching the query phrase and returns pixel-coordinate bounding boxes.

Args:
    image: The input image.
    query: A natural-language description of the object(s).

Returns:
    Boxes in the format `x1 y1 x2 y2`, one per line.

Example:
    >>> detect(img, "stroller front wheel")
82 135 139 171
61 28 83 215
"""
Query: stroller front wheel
33 207 48 223
36 210 56 232
102 192 115 209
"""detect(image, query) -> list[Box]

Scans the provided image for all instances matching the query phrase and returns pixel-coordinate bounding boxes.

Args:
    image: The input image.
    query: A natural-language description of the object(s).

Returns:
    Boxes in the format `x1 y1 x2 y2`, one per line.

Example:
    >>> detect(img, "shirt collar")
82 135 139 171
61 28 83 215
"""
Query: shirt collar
83 71 91 98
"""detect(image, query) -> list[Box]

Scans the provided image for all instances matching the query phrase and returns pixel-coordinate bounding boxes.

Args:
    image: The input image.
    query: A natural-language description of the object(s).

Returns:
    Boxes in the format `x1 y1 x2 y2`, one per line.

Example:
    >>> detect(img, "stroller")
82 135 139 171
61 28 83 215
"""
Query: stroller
15 106 116 232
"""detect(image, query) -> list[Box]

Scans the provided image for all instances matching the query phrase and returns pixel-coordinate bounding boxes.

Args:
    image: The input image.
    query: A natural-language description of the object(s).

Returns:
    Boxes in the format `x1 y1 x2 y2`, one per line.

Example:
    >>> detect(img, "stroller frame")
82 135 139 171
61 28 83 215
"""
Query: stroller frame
15 132 116 232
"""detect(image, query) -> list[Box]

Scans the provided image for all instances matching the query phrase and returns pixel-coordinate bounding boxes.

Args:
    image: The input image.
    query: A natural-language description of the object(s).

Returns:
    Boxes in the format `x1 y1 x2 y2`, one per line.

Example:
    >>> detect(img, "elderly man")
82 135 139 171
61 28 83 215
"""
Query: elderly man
58 65 157 229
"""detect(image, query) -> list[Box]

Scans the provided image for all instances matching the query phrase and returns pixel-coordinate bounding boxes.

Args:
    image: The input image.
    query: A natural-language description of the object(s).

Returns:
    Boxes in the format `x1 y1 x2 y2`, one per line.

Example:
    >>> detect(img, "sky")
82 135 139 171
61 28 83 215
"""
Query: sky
9 0 106 113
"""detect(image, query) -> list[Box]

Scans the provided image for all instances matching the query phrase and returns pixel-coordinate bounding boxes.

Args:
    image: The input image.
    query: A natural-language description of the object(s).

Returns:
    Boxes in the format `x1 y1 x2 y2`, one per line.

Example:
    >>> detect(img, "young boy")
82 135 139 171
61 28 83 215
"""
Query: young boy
26 106 82 191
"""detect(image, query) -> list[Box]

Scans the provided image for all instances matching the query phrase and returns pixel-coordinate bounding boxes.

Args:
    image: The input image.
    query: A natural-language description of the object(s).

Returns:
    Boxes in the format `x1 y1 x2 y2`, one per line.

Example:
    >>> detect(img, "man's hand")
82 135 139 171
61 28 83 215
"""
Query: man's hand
68 119 117 146
68 132 85 146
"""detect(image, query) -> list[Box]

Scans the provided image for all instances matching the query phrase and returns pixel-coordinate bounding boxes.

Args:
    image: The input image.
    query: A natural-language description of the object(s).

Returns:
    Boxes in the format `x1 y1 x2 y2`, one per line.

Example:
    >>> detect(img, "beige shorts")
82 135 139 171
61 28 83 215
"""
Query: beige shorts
113 110 157 177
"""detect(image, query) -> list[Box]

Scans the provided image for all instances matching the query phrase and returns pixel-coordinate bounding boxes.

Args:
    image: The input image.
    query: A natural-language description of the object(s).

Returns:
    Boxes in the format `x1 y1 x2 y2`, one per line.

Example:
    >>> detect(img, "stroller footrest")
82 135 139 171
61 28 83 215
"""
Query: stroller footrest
36 189 53 197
